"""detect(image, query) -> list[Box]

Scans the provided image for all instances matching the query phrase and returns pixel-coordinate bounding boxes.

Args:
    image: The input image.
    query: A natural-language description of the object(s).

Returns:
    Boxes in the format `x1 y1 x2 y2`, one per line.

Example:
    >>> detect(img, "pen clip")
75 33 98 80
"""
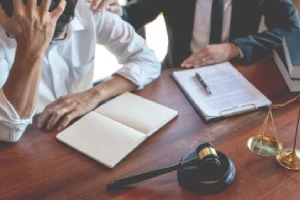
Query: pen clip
219 104 257 117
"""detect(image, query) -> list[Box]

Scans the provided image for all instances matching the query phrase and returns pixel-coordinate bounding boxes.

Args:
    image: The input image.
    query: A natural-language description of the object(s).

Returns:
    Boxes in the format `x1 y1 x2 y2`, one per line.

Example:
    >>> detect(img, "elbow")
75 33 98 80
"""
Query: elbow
7 132 23 143
0 122 28 143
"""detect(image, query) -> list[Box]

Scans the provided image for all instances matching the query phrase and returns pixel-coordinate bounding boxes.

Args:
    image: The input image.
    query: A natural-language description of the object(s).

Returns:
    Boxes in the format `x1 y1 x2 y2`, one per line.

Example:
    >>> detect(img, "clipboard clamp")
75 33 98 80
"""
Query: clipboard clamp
219 104 258 117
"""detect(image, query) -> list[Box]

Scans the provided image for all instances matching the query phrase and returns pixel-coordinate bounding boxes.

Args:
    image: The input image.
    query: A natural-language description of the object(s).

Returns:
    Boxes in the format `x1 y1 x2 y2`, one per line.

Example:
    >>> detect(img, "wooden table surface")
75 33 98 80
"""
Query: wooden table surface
1 57 300 200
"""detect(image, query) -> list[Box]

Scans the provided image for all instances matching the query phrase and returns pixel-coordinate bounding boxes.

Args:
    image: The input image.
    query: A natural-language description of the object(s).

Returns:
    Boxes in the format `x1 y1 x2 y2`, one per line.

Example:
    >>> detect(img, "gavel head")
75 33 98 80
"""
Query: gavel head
196 142 221 180
177 142 236 194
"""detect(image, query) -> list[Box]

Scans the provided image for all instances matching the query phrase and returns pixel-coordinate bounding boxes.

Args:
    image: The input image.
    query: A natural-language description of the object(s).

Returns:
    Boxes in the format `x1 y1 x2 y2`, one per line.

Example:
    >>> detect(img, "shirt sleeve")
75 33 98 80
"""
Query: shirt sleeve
94 11 161 89
0 40 32 142
232 0 300 64
237 46 244 58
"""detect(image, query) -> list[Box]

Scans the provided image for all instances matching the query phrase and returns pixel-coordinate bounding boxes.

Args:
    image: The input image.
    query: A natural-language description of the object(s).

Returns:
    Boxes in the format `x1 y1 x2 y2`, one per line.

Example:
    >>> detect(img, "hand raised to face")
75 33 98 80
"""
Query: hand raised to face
0 0 66 51
87 0 123 16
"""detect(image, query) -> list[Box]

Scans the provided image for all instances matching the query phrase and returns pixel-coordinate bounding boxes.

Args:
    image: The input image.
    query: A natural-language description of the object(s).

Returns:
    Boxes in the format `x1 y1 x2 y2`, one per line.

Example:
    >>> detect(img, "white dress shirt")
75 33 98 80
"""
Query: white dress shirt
190 0 232 53
0 1 160 142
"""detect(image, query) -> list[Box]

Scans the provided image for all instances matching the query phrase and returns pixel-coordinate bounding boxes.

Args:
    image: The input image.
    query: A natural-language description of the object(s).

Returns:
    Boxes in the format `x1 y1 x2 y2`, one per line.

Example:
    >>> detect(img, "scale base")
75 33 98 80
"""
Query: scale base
276 148 300 170
177 151 235 194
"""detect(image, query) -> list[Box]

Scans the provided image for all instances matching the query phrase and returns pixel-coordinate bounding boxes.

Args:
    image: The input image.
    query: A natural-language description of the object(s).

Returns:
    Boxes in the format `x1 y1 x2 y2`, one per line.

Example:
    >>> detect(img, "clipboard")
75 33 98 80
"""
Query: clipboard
171 62 271 123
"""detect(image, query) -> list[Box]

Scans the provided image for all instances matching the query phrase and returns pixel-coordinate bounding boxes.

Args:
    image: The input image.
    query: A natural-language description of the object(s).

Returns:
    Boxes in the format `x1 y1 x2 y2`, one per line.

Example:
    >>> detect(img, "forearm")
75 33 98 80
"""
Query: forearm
2 46 44 119
91 74 137 103
232 28 289 63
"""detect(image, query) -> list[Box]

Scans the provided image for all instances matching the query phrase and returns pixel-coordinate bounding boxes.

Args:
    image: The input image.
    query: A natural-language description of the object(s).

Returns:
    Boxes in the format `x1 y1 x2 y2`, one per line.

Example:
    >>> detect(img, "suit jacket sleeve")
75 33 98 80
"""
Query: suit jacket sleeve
232 0 300 64
122 0 164 30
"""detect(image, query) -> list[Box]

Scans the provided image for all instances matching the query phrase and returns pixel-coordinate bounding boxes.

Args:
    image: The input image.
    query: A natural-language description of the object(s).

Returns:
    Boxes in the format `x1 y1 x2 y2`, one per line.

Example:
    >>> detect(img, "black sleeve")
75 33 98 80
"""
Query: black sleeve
232 0 300 64
121 0 164 30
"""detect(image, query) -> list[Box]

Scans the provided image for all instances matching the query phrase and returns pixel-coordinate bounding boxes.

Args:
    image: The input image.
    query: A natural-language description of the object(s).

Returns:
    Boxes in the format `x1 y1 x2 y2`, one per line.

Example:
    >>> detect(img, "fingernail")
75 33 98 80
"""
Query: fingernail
57 127 62 131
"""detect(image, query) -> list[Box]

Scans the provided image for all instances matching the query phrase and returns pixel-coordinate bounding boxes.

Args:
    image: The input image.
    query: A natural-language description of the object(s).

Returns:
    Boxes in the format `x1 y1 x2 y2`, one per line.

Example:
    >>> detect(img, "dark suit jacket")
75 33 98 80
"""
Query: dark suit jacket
122 0 300 69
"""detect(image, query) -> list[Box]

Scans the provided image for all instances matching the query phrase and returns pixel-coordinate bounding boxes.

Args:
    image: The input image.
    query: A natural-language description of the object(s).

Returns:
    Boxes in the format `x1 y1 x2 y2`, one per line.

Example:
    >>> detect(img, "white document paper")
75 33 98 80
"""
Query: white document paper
172 62 271 121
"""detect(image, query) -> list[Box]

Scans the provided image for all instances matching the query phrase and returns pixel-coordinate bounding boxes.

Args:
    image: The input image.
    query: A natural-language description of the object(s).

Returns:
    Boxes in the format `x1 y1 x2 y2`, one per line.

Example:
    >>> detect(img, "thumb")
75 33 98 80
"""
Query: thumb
108 5 123 16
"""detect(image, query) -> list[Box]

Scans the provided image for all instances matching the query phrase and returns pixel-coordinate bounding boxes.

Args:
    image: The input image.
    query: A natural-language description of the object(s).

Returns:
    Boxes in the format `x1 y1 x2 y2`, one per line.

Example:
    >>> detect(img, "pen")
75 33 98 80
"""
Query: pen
195 72 212 95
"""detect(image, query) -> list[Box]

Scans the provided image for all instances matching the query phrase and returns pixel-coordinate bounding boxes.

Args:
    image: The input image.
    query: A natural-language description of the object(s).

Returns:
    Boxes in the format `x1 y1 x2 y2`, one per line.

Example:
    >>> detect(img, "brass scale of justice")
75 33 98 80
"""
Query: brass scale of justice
247 94 300 170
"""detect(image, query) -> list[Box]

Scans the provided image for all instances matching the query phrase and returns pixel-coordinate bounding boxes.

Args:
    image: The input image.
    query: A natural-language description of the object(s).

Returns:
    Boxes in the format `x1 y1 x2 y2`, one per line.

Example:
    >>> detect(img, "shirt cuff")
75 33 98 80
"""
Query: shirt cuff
237 46 244 58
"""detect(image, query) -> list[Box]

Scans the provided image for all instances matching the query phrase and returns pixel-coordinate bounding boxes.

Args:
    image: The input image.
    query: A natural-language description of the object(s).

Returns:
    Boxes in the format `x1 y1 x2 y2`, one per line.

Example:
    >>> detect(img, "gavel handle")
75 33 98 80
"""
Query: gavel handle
106 164 179 190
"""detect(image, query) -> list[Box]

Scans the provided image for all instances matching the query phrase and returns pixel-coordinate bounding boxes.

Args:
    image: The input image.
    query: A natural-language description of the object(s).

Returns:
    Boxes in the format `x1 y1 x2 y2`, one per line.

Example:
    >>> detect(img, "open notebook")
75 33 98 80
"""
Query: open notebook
172 62 271 122
56 92 178 168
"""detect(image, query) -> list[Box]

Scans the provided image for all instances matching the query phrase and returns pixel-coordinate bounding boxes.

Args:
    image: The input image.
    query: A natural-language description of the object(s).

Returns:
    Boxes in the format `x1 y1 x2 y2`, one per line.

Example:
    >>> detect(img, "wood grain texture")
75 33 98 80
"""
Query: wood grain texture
1 57 299 200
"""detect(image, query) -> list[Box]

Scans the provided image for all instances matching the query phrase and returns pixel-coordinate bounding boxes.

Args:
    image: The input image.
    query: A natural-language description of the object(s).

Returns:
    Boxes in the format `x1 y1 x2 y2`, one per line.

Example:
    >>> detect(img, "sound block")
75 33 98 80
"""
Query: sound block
177 151 235 194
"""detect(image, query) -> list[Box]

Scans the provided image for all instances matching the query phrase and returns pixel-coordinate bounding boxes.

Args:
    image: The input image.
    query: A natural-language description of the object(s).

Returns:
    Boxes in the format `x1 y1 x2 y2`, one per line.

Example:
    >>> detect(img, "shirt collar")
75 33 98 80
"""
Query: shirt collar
70 11 85 32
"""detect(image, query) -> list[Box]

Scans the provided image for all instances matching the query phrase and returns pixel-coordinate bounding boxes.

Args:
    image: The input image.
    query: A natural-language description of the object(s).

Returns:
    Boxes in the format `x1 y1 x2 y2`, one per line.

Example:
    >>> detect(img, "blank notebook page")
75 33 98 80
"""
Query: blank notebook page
95 92 178 135
56 111 146 168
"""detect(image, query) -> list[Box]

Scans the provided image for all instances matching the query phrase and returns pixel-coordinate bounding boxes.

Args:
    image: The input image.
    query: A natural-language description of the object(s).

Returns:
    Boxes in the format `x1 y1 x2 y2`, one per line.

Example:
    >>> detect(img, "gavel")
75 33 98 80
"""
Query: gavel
107 142 235 194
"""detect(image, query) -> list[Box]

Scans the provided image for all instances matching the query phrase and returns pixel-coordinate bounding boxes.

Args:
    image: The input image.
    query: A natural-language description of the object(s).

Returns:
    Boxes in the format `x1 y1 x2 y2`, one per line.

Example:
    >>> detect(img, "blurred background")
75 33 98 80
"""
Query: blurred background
93 0 168 82
93 0 300 82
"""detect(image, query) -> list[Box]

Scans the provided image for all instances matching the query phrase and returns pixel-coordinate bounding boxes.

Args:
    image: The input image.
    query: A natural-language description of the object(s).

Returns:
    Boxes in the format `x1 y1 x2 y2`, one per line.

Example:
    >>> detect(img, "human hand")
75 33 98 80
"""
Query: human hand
37 89 100 131
181 43 241 68
0 0 66 52
87 0 123 16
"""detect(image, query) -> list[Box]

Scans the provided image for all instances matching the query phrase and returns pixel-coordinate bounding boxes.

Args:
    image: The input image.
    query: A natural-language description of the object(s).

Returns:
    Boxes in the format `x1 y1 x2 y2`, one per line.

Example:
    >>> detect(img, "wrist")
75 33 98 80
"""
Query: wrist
16 39 48 57
228 43 241 59
15 44 46 62
87 87 105 105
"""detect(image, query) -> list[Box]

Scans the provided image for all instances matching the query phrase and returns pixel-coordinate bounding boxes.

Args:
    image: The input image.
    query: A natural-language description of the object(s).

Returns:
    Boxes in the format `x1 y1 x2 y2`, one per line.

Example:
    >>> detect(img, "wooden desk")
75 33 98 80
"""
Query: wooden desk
1 57 299 200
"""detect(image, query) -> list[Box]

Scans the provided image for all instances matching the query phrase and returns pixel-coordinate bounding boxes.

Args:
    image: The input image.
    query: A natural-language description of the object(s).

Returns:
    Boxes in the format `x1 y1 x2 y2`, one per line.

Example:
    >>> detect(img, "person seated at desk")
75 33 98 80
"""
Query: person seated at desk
89 0 300 70
0 0 160 142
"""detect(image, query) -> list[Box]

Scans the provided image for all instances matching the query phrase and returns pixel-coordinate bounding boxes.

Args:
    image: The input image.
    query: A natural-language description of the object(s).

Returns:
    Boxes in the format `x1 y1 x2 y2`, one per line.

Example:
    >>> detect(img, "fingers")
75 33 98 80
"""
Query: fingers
99 0 119 10
89 0 119 12
37 97 69 129
37 91 99 131
108 5 123 16
57 109 85 131
181 51 208 68
40 0 51 13
90 0 102 10
37 97 64 128
46 108 67 130
27 0 37 13
51 0 66 20
13 0 25 13
46 103 77 130
37 104 60 129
